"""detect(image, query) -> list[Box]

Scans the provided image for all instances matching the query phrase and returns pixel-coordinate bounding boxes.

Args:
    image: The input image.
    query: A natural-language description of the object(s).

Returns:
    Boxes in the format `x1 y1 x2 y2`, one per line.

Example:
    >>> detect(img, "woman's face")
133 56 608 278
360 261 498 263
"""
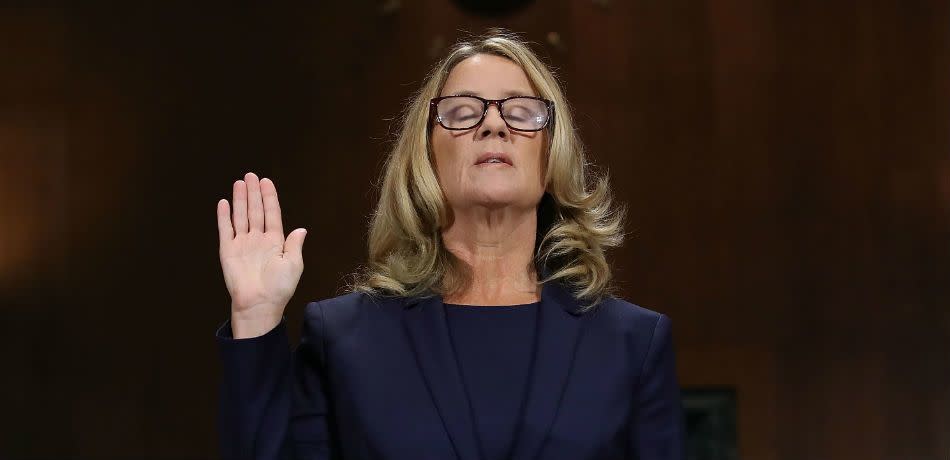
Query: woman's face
430 53 547 215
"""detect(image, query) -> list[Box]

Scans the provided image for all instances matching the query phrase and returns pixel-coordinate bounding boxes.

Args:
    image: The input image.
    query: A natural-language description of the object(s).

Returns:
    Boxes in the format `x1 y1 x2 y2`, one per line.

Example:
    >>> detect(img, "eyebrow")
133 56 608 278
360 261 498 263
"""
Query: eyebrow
448 90 537 98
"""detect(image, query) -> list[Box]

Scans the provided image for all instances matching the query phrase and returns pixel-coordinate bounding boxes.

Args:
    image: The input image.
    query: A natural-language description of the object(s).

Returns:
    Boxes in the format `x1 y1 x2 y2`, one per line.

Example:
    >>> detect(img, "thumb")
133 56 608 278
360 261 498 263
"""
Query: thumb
284 228 307 263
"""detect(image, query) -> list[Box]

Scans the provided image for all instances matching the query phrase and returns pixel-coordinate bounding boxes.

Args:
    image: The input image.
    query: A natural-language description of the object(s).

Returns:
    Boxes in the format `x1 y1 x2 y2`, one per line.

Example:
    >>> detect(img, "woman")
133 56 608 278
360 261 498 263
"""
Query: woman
215 31 685 460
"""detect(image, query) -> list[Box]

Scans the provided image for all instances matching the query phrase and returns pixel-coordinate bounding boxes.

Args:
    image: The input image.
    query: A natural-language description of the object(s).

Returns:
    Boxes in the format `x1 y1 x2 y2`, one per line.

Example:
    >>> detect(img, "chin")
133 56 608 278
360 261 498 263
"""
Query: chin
470 188 531 208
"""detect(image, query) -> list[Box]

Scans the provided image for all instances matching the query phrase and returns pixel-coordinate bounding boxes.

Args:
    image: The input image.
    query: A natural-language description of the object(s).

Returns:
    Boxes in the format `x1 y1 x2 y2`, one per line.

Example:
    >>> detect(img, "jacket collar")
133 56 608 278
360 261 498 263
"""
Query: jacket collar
400 279 594 460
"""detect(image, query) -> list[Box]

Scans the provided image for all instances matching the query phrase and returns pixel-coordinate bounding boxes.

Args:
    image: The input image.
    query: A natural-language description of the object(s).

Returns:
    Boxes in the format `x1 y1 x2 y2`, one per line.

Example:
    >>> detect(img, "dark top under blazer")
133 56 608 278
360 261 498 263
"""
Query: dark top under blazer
443 302 539 460
216 279 686 460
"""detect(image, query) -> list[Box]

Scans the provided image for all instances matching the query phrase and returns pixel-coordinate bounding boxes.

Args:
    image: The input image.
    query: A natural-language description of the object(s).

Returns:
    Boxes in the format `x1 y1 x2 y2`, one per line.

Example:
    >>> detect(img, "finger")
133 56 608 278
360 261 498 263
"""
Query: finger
233 179 248 234
216 199 234 246
260 178 284 236
245 172 265 233
284 228 307 264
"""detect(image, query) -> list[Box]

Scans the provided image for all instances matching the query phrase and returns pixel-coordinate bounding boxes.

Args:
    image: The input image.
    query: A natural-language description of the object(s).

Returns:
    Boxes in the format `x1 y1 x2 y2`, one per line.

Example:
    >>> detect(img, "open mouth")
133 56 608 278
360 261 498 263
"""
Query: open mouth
475 152 513 166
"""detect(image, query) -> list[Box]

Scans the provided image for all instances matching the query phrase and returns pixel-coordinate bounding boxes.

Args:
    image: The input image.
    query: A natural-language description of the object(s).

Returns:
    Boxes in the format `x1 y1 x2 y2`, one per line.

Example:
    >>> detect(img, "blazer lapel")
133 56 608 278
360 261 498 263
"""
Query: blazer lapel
507 280 591 460
400 280 593 460
402 294 483 460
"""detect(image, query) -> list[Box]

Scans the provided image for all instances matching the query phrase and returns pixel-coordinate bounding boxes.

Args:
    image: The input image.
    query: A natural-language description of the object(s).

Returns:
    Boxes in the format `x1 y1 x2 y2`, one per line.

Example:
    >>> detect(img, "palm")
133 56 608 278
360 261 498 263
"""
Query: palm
221 232 298 315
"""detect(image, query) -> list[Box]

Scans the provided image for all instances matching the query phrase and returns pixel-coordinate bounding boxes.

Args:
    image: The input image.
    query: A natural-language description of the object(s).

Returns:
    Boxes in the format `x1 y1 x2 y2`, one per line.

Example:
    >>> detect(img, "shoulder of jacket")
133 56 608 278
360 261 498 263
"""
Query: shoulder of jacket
596 295 668 333
304 290 402 322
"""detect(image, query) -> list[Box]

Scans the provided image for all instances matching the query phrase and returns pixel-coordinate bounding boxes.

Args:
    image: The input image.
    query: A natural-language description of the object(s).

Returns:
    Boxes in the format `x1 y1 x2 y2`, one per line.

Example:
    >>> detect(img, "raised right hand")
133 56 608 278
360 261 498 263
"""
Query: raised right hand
217 172 307 338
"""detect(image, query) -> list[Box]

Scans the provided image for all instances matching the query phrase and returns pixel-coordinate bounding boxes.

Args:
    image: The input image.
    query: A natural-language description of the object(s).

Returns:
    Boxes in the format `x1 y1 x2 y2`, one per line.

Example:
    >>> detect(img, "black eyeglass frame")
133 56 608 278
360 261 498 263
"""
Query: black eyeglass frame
429 95 555 132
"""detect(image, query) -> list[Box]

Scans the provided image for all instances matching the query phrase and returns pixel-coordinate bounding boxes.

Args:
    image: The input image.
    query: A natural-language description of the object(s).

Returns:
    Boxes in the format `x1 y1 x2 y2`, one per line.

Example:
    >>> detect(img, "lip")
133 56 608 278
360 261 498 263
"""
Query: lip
474 151 513 166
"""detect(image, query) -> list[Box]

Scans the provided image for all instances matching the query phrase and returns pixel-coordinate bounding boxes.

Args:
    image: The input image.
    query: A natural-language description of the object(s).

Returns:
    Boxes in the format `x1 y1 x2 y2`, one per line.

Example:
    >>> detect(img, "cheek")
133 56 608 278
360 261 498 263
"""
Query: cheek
527 139 547 185
430 132 463 187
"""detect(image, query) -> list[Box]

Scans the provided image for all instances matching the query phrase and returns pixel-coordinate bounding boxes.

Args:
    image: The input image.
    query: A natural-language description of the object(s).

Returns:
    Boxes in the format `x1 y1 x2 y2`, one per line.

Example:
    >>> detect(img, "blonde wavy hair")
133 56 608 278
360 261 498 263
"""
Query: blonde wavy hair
350 29 625 312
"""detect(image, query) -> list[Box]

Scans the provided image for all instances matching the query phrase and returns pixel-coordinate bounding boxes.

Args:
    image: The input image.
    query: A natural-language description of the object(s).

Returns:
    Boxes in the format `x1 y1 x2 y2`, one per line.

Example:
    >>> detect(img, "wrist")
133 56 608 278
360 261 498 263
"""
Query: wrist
230 312 282 339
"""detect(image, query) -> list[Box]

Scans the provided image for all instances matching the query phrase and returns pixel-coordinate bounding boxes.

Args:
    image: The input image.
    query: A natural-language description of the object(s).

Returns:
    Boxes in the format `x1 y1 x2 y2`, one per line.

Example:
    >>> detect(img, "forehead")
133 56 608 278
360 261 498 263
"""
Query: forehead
441 53 536 98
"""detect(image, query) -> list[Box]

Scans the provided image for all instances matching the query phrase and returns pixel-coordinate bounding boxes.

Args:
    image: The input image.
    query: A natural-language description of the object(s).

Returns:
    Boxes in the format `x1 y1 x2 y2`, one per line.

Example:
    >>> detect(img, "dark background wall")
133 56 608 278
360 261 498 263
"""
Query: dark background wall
2 2 948 459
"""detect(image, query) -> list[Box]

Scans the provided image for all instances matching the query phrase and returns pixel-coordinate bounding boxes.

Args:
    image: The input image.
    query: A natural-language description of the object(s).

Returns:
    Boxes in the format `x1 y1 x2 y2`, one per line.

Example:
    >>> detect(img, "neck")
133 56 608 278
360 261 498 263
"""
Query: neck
441 205 541 306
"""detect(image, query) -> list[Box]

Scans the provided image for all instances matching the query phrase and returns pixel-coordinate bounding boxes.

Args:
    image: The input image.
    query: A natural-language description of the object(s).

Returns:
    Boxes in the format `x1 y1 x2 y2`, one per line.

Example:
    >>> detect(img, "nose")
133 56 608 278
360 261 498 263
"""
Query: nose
479 102 508 139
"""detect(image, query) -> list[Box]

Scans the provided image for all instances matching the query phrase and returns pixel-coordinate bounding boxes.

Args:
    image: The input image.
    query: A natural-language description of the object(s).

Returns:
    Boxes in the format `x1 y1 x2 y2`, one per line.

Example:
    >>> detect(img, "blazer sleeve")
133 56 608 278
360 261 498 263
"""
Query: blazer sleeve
628 313 687 460
216 301 337 460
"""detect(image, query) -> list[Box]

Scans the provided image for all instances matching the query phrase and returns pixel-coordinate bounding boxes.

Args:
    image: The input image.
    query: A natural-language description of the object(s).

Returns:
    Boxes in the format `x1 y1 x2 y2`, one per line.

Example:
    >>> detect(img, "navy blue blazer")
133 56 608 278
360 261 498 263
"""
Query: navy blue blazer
216 279 686 460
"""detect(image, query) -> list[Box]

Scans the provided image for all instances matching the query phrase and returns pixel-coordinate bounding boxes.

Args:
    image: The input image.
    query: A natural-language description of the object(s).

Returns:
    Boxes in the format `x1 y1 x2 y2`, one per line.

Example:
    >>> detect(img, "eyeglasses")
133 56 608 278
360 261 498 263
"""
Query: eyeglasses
429 95 554 132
